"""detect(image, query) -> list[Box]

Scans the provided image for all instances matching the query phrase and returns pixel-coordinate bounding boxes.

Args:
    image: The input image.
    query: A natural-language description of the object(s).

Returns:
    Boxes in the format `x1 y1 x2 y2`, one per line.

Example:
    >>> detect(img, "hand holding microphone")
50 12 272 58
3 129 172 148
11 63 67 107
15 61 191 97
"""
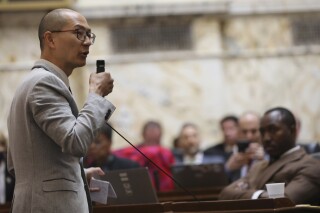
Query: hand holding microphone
89 60 114 97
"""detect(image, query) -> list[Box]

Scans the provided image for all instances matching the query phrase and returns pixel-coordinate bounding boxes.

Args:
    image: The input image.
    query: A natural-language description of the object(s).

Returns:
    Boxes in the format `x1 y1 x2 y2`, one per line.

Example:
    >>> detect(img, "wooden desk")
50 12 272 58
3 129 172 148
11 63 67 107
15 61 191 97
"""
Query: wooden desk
275 206 320 213
1 198 319 213
0 203 10 213
169 198 294 212
92 198 320 213
93 202 170 213
157 187 222 202
0 203 169 213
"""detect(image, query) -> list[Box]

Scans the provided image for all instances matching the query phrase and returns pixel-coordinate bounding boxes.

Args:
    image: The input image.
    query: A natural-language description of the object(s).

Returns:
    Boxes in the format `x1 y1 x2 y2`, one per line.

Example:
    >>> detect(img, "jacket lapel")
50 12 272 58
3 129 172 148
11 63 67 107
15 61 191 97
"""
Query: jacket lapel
256 148 305 188
32 63 79 117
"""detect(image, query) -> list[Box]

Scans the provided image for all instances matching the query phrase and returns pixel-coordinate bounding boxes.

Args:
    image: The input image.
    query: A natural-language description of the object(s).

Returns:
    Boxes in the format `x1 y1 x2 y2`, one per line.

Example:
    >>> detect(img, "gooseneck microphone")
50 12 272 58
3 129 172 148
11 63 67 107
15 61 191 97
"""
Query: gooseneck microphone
95 60 199 201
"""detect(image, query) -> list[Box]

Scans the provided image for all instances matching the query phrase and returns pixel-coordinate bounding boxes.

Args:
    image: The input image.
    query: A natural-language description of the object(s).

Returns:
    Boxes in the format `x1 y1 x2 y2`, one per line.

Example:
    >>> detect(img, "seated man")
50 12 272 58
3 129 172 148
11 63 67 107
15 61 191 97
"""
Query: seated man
84 124 140 172
219 107 320 205
204 115 240 164
174 122 221 165
225 111 265 181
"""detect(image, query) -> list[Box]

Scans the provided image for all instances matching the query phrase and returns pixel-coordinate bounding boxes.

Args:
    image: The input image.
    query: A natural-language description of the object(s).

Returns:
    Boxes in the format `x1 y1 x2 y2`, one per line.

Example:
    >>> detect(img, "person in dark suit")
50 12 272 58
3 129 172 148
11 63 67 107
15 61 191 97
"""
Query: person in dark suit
0 132 14 204
85 124 140 171
174 122 223 165
224 111 265 182
204 115 240 164
219 107 320 205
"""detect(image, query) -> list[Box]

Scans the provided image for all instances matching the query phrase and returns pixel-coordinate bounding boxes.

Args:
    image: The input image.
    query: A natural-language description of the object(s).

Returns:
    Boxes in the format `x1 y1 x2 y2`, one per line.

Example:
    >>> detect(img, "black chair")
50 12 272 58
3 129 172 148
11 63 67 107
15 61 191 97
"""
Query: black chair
311 152 320 160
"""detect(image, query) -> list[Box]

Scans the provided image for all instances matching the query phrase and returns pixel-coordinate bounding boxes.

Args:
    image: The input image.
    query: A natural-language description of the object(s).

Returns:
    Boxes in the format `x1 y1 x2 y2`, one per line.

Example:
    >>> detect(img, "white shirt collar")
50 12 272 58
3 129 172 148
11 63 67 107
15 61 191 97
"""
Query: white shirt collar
281 145 300 158
183 152 204 165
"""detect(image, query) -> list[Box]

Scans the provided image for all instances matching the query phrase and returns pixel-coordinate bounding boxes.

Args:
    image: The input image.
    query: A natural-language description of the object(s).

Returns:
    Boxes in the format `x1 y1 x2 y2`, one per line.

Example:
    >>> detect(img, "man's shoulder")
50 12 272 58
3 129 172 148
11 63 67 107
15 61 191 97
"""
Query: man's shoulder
204 143 225 154
22 68 64 90
282 152 320 181
299 152 320 169
270 149 320 174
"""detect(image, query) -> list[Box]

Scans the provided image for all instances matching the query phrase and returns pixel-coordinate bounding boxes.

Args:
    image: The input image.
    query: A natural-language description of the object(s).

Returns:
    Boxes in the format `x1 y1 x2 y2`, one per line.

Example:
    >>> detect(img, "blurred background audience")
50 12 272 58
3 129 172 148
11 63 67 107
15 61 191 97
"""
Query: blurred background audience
84 124 140 172
114 121 175 191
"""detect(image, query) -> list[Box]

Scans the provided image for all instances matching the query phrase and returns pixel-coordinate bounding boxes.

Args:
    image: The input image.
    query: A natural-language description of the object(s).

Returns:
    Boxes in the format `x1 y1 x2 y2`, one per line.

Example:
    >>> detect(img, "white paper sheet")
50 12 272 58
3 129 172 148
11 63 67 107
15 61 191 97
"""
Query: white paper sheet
90 178 117 204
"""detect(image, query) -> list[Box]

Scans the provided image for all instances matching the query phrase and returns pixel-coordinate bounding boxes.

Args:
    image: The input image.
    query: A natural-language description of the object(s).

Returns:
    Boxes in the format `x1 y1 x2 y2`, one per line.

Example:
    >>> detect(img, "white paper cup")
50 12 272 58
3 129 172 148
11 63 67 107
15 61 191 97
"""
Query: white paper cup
266 183 285 198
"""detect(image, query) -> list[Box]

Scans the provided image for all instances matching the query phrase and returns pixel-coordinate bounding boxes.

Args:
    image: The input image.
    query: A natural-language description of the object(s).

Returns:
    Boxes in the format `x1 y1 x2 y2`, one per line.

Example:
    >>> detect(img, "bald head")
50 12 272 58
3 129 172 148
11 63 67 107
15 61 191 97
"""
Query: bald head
179 123 201 156
38 9 79 50
239 111 261 143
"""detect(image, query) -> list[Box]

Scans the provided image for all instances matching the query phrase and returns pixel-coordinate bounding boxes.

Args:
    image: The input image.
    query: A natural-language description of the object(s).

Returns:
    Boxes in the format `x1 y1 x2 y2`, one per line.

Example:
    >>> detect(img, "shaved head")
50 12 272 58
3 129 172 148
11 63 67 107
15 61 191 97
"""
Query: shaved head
239 111 260 125
38 9 77 50
239 111 261 143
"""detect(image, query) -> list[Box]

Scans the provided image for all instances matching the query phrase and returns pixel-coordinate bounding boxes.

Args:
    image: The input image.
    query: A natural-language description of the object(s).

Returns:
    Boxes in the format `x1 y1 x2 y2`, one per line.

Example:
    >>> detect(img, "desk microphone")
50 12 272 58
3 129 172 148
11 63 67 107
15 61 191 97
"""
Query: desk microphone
95 60 199 201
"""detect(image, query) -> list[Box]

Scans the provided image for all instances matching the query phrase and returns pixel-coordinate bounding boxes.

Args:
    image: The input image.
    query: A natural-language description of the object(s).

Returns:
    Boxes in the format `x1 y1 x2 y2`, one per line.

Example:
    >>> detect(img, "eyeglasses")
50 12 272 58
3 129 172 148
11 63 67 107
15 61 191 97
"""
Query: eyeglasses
50 29 96 44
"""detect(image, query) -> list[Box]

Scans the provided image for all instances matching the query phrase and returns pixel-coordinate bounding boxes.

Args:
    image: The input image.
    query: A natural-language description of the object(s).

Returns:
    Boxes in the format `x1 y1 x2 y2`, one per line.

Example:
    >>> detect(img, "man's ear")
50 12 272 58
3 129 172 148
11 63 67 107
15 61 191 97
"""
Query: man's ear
290 124 297 138
43 31 55 49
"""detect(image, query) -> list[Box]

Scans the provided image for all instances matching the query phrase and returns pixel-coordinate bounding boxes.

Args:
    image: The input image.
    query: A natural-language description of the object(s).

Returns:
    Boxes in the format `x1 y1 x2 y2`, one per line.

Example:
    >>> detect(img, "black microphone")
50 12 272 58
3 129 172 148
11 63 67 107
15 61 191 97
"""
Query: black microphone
96 59 111 120
96 60 105 73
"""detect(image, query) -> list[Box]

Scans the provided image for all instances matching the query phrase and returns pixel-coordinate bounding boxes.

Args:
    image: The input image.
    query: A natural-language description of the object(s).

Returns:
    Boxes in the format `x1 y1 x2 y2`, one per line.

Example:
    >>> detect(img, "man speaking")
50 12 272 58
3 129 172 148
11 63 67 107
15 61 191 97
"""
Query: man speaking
7 8 115 213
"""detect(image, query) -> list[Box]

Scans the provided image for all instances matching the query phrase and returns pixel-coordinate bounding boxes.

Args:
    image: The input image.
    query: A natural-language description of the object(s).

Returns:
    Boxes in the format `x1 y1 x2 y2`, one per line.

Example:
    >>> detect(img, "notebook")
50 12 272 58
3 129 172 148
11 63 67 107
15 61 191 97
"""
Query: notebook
171 163 229 189
99 167 159 205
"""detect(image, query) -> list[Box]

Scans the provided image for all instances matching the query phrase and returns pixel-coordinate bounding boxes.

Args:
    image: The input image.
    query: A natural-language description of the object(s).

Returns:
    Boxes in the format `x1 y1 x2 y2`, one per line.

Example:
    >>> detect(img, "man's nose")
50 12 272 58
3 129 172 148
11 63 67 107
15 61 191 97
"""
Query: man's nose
246 132 253 141
83 35 93 45
262 132 272 142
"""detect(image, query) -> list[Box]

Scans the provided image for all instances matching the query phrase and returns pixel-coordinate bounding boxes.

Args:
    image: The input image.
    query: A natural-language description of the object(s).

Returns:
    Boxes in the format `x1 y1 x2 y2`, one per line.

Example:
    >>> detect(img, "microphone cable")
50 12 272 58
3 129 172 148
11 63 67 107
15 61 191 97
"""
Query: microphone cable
106 123 199 201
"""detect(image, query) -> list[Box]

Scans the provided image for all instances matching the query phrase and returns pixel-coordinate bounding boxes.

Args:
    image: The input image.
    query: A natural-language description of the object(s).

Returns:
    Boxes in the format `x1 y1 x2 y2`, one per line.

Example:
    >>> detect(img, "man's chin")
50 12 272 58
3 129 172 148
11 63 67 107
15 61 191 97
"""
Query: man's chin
186 148 199 156
74 61 86 69
79 60 87 67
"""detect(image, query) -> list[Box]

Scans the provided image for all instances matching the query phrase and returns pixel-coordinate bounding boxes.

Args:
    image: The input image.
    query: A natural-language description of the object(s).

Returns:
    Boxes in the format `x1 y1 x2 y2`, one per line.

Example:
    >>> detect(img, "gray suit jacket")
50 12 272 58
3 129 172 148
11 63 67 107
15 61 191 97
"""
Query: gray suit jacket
219 148 320 205
7 60 115 213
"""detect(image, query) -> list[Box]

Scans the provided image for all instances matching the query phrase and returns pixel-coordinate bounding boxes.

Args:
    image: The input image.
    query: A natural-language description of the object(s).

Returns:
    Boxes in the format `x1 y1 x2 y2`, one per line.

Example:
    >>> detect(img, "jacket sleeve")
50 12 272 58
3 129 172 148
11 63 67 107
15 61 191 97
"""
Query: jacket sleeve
218 162 266 200
218 176 257 200
284 157 320 204
29 74 115 157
